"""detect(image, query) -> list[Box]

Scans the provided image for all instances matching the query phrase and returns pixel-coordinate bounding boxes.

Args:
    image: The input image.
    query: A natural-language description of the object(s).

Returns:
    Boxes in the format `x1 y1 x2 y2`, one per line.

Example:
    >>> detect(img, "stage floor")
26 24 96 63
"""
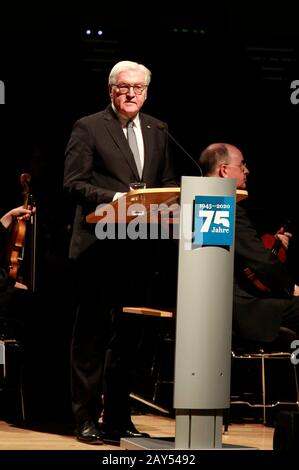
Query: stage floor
0 413 273 450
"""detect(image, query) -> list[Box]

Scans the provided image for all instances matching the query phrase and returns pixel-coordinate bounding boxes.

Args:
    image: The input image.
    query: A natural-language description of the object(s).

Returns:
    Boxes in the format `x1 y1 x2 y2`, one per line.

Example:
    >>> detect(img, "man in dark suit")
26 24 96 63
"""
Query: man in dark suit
64 60 177 444
198 143 299 342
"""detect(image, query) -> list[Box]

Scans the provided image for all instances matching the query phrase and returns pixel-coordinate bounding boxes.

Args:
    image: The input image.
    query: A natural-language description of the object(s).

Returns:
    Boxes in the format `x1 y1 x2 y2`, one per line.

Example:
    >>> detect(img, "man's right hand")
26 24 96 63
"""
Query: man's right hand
113 192 126 201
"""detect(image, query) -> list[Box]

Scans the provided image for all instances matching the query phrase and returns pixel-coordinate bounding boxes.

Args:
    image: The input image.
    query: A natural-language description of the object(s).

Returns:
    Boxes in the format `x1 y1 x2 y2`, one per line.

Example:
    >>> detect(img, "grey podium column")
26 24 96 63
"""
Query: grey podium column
120 176 237 450
174 176 236 449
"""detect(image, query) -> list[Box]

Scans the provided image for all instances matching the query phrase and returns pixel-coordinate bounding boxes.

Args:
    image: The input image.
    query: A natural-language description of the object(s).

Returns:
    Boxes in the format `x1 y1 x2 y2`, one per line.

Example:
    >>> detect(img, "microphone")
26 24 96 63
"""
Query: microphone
157 123 203 176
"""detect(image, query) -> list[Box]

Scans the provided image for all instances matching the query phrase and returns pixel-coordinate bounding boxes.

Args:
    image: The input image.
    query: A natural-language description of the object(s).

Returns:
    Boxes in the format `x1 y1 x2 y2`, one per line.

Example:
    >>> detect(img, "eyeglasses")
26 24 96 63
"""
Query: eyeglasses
113 83 148 95
224 161 248 171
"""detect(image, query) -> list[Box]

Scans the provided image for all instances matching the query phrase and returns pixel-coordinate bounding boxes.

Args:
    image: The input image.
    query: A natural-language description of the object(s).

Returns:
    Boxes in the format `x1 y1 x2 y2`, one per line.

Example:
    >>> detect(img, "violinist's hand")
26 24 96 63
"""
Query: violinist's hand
15 281 28 290
275 228 292 251
294 284 299 296
0 206 32 229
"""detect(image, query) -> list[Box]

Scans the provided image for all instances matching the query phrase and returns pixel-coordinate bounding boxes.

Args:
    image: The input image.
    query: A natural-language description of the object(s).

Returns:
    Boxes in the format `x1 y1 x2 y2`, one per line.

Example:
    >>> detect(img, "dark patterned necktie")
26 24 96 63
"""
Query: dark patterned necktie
127 120 142 178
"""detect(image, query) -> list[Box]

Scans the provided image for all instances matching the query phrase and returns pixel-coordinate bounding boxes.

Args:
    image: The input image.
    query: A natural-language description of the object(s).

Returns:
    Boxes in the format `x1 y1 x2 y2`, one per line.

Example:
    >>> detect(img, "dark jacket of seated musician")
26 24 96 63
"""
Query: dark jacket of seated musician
0 206 32 339
198 143 299 343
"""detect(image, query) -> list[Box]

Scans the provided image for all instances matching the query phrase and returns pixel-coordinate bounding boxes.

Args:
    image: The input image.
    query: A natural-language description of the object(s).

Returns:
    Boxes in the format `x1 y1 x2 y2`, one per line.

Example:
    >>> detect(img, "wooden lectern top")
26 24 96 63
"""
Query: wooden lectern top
86 187 248 224
86 187 181 224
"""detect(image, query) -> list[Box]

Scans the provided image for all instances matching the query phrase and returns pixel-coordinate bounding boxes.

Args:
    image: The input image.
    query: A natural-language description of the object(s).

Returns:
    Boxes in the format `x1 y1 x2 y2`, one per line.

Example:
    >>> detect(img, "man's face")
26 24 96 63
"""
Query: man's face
109 69 148 119
222 147 249 189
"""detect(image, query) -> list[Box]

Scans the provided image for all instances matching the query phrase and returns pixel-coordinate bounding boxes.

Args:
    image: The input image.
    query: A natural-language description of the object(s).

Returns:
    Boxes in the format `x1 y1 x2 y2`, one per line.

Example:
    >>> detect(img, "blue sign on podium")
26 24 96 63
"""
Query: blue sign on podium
193 195 235 247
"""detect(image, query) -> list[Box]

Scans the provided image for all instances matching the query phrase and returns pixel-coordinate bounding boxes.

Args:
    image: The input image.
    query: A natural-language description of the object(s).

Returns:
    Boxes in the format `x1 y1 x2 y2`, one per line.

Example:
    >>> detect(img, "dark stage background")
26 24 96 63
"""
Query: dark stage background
1 2 299 423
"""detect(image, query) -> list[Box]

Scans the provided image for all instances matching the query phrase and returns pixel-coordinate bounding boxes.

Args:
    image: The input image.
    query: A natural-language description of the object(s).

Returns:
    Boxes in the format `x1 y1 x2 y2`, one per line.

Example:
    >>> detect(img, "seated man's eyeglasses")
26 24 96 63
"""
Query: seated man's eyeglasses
113 83 148 95
224 161 247 170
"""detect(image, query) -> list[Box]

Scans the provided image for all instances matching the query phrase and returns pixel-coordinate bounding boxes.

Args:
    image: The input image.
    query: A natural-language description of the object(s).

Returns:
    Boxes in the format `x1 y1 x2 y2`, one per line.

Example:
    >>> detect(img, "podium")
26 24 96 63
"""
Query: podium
86 187 181 224
87 178 247 449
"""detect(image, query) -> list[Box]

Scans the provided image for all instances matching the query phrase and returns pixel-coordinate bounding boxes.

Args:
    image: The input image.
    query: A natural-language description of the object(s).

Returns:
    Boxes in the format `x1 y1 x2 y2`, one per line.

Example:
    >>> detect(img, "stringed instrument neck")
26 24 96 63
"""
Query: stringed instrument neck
260 219 291 263
244 219 292 292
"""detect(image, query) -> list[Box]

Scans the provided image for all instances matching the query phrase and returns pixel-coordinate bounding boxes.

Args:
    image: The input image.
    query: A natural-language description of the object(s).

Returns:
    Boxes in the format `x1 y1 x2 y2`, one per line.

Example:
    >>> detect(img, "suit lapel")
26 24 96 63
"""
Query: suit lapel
140 116 154 180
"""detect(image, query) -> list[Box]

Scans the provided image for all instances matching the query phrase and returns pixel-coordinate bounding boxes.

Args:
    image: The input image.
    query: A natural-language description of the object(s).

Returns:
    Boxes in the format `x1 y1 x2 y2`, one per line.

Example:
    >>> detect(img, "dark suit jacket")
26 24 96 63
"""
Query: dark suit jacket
233 203 295 342
0 222 24 331
0 223 11 292
64 105 177 259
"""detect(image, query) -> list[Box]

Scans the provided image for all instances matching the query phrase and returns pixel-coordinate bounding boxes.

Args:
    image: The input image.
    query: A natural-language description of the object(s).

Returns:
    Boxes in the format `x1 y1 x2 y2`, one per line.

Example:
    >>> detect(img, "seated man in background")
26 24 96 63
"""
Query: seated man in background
198 143 299 343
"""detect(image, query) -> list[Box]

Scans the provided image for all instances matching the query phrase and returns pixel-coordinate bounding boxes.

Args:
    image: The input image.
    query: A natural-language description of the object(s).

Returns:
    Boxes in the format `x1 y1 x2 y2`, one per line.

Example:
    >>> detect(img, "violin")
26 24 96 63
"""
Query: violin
244 220 291 292
261 228 288 264
6 173 35 287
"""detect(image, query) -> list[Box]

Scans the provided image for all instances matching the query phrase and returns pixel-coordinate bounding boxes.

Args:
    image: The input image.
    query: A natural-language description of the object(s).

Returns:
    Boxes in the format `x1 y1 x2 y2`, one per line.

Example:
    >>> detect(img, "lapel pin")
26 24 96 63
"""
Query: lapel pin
147 125 151 128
